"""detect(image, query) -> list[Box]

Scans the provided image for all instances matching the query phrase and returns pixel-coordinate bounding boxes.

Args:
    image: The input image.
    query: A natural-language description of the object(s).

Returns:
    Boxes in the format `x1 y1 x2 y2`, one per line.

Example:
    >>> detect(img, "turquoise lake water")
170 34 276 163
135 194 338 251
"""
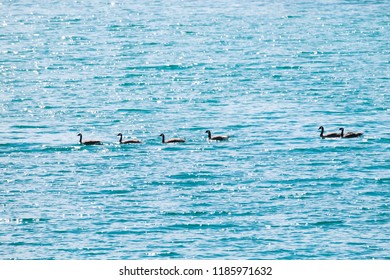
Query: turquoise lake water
0 0 389 259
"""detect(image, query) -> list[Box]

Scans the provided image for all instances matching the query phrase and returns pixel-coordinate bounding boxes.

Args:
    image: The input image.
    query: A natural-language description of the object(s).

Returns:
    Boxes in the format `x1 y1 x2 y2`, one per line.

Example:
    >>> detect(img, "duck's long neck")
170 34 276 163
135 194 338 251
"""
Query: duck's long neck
340 128 344 137
79 134 82 144
207 131 211 139
118 134 123 143
161 134 165 143
319 127 324 137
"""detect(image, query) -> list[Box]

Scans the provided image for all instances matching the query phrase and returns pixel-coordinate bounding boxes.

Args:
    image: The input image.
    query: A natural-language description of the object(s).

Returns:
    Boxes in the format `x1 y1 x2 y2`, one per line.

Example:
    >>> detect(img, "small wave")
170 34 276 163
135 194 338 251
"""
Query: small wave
7 241 51 247
161 210 232 217
0 218 48 224
311 220 344 227
89 189 132 195
119 82 147 87
273 65 301 70
41 145 79 153
124 63 199 72
361 191 388 197
116 108 153 114
163 222 237 230
10 125 50 129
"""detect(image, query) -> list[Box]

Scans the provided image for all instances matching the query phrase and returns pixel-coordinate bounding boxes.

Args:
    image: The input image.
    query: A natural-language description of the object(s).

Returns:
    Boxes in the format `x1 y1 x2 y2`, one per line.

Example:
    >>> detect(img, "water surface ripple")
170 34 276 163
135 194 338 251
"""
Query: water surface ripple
0 0 389 259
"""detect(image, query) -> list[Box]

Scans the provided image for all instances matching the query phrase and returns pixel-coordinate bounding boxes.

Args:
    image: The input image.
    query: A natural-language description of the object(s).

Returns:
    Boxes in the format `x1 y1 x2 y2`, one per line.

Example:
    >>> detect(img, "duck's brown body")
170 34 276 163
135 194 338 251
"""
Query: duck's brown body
318 126 341 138
339 128 363 138
205 130 229 141
160 133 185 143
117 133 141 144
77 133 103 145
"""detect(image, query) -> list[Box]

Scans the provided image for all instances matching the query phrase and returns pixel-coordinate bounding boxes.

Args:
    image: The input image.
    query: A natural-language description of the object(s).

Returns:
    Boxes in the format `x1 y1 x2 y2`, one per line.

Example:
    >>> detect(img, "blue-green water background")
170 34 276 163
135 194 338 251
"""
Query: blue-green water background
0 0 389 259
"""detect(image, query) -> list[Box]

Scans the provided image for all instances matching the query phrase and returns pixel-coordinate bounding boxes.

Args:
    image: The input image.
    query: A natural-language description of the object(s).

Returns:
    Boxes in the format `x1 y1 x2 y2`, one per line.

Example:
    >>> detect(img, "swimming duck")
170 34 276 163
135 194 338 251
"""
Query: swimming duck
77 133 103 145
339 128 363 138
117 133 141 144
205 130 229 141
159 133 185 143
318 126 341 138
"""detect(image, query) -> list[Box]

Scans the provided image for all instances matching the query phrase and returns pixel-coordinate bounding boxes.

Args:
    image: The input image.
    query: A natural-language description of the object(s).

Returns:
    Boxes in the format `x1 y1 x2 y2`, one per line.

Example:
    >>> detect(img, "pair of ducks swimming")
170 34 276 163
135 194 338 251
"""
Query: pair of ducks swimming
318 126 363 139
77 130 229 145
